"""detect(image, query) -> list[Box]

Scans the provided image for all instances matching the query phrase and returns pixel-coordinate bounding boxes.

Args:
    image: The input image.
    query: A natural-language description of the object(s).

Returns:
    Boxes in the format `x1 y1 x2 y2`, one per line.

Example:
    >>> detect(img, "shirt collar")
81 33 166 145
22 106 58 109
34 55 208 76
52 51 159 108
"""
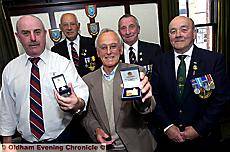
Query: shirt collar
25 48 49 66
101 64 119 81
174 45 194 58
124 40 138 52
66 35 80 46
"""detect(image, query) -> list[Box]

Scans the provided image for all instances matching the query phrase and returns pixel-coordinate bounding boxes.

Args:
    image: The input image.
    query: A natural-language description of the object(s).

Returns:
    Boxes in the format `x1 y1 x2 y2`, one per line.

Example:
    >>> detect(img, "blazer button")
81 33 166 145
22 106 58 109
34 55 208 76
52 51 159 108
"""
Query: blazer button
179 110 183 114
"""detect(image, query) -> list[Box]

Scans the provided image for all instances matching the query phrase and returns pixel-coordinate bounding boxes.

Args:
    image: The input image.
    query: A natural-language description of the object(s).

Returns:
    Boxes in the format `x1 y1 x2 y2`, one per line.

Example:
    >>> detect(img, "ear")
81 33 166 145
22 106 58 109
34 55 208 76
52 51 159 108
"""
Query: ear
15 32 21 42
120 45 123 55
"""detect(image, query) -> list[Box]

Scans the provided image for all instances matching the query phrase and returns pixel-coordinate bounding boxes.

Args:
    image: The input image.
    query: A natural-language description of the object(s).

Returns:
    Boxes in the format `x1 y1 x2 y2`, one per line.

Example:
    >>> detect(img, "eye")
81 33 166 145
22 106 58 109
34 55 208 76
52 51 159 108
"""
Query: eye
100 45 107 51
129 24 136 29
169 29 176 35
120 26 127 31
22 31 30 36
181 27 189 33
34 30 41 35
110 44 118 50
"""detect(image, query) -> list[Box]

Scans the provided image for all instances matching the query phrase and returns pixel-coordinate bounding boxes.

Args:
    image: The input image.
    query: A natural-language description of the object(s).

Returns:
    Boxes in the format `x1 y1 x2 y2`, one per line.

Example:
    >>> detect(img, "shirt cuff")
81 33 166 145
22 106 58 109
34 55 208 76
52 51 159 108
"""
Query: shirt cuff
164 124 174 132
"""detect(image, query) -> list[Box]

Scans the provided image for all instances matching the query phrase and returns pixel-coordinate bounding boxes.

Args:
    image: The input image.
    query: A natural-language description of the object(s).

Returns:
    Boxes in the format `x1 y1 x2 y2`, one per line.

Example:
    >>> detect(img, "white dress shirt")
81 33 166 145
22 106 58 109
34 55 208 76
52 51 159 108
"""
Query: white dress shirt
123 41 138 63
0 49 89 142
164 45 194 132
66 35 80 62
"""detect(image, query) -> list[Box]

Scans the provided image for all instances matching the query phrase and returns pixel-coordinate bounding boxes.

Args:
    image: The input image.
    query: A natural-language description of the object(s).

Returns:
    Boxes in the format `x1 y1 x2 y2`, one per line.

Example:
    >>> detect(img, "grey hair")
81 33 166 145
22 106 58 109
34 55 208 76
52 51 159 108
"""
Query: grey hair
95 28 123 48
118 14 140 29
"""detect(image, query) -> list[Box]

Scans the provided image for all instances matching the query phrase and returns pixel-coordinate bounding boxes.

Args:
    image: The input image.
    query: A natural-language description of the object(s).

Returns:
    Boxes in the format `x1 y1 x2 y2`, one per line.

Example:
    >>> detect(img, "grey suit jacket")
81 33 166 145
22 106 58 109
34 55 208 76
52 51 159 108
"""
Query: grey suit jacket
82 63 157 152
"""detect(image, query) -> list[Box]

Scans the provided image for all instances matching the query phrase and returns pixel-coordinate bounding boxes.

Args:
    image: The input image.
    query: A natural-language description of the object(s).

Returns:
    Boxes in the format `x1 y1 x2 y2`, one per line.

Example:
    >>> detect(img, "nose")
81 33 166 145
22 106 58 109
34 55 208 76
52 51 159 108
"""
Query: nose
106 46 111 54
126 27 130 35
175 29 182 37
30 31 36 41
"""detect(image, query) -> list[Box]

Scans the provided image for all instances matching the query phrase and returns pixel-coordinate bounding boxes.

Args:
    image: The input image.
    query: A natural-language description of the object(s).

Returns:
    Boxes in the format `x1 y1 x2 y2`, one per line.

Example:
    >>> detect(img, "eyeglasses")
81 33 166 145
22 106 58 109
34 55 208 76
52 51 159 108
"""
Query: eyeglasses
61 22 80 28
98 43 120 51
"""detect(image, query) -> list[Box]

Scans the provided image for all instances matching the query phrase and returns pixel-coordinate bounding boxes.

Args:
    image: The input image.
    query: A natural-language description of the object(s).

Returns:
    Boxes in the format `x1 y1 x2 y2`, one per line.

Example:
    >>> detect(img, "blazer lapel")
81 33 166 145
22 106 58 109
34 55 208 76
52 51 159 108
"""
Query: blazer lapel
182 46 202 100
90 70 110 131
166 52 178 99
113 63 123 124
137 40 144 65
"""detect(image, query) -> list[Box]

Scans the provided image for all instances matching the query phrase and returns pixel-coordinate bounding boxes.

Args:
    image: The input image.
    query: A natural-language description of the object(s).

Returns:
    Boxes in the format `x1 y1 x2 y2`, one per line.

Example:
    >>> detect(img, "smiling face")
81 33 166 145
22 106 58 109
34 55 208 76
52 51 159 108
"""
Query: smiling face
96 31 123 74
118 16 140 46
169 16 196 54
60 13 80 41
15 15 47 57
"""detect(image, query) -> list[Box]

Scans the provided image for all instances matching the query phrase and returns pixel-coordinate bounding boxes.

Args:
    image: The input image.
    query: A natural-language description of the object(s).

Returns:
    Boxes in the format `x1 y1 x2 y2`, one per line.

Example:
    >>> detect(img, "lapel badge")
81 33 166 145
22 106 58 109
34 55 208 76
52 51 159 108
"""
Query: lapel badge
190 74 215 99
192 62 198 75
81 49 87 56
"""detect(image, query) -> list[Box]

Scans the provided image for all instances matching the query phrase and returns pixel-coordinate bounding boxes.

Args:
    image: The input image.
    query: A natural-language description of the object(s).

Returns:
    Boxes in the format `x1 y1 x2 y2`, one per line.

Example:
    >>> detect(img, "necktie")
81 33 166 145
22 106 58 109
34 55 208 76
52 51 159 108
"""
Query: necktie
29 57 45 140
129 47 136 64
177 55 187 99
70 42 79 67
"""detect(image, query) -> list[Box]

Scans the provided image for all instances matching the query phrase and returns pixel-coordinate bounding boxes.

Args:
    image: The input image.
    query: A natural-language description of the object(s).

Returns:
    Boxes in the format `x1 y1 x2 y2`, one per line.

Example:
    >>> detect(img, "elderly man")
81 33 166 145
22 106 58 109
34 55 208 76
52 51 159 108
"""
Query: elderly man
0 15 89 143
82 28 157 152
151 16 230 152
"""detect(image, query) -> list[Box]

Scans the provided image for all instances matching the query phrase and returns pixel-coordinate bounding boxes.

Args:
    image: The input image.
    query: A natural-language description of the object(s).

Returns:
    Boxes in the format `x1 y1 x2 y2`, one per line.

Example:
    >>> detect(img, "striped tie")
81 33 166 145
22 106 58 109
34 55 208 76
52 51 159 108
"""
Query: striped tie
70 42 79 66
129 47 136 64
29 57 45 140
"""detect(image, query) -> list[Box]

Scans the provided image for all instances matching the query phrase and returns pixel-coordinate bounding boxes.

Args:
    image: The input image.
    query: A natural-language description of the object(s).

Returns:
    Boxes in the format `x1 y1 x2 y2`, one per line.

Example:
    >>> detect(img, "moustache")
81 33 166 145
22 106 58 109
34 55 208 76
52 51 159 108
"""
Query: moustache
29 42 39 46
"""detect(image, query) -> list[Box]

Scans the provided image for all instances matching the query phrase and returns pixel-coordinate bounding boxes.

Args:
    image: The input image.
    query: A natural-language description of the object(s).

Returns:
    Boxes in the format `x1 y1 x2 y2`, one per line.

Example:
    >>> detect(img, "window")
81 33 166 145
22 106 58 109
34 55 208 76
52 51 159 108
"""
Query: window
179 0 217 51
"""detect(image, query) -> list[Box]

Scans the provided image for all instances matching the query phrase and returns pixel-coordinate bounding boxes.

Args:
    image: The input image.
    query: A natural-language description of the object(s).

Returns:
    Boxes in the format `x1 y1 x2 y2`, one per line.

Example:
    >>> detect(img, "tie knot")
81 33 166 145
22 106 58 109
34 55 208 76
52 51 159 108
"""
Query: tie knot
129 46 134 51
178 55 187 61
70 42 74 46
29 57 40 65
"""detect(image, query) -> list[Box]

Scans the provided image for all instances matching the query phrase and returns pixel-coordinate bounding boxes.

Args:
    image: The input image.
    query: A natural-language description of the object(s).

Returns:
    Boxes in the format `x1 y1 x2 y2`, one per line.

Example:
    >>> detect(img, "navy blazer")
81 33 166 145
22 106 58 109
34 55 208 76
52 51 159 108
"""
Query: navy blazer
120 40 162 66
51 35 101 77
151 45 229 137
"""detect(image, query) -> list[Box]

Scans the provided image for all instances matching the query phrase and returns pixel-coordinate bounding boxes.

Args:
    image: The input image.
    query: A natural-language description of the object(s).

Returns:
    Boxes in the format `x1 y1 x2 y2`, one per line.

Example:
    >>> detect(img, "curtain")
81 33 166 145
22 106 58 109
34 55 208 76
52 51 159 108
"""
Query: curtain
158 0 179 52
0 0 18 85
217 0 230 77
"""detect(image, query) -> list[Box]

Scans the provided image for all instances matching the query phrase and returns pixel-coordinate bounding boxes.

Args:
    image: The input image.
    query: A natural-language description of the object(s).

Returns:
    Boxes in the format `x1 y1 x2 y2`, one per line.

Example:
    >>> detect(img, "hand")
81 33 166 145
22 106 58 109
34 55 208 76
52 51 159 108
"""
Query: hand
54 83 84 112
140 72 152 102
95 128 114 145
165 125 185 143
180 126 199 140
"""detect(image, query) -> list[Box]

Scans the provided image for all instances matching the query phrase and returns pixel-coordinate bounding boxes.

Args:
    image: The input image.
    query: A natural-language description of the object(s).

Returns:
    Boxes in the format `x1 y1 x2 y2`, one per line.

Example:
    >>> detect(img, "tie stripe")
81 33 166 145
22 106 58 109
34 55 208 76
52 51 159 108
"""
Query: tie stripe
70 42 79 66
29 57 45 140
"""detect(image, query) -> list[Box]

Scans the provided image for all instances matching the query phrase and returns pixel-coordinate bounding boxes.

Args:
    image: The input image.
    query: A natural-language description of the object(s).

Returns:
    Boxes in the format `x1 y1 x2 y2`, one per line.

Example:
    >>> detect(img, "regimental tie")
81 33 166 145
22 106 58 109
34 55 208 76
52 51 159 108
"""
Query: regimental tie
177 55 187 100
129 47 136 64
29 57 45 140
70 42 79 67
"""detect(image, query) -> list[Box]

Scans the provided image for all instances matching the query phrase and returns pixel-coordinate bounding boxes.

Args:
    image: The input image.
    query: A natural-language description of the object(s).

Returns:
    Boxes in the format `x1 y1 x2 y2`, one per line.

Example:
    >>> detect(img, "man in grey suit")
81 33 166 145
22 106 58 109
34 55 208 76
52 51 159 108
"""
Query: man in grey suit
82 28 157 152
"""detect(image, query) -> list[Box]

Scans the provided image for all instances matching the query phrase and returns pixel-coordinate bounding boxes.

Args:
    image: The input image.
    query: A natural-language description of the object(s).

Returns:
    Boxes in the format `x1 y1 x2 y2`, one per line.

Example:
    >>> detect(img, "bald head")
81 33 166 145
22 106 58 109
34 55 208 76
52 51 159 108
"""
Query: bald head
16 15 45 33
169 16 195 32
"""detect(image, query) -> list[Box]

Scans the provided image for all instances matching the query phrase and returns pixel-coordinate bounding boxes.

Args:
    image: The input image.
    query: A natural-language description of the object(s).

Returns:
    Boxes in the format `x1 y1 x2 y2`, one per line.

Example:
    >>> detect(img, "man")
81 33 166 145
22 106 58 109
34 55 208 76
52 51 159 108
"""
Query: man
118 14 162 76
51 13 101 77
151 16 230 151
0 15 89 143
82 28 157 152
51 13 100 142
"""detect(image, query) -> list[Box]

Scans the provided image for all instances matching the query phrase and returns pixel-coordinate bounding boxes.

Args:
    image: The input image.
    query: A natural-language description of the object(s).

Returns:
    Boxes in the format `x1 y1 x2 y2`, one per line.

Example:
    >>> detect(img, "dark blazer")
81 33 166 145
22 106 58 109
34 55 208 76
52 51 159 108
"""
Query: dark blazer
82 63 157 152
120 40 162 66
151 45 230 150
51 35 101 77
